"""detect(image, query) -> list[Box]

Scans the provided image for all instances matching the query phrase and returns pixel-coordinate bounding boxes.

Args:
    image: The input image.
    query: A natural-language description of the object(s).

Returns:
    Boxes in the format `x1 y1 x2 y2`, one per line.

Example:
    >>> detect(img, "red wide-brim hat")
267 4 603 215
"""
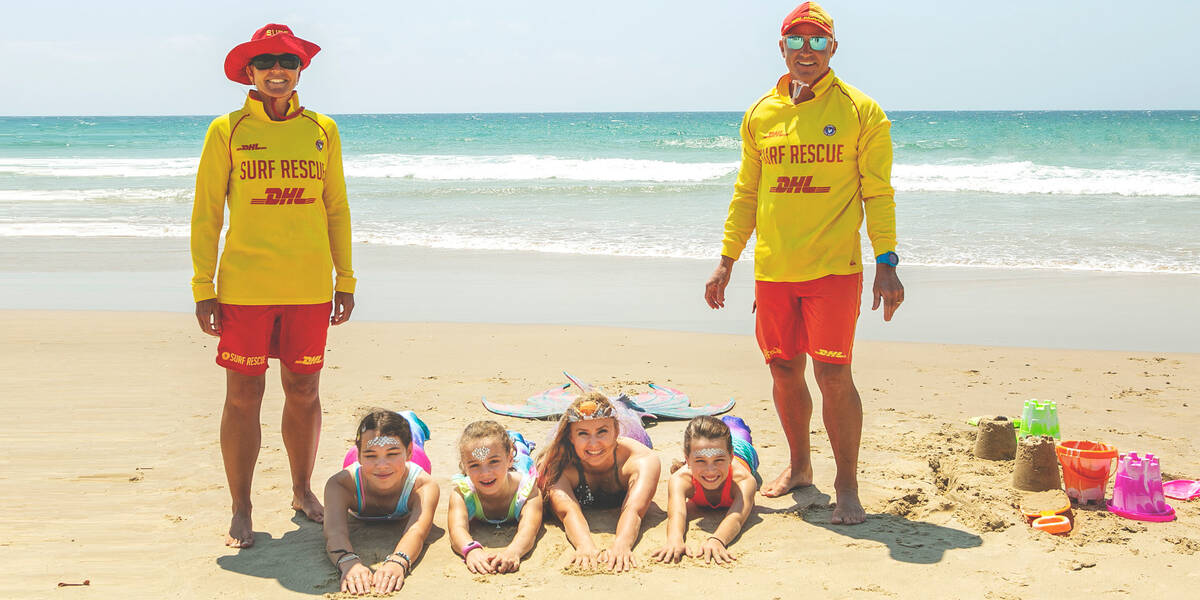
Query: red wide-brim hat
224 23 321 85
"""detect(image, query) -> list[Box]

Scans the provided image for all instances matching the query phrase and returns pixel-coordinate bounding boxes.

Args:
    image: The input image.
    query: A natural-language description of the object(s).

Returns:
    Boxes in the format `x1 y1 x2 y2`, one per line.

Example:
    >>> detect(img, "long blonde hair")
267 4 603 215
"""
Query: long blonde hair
535 392 619 489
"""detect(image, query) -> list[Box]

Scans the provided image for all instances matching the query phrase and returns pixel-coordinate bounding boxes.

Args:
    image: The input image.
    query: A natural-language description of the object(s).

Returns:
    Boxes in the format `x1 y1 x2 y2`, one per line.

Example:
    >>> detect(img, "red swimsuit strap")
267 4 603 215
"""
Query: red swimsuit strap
690 465 735 509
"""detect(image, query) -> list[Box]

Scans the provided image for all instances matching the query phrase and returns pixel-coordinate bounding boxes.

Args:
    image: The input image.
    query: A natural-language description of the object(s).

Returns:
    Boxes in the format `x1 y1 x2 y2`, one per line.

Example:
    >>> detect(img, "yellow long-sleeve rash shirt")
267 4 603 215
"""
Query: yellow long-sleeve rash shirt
720 70 897 282
190 92 356 304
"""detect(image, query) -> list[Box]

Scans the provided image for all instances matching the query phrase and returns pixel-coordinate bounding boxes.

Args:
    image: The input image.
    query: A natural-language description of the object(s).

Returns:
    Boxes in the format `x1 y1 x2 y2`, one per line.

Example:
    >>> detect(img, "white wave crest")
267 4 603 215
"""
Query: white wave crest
0 157 199 178
654 136 740 150
0 188 192 203
0 222 190 237
344 154 737 182
894 162 1200 197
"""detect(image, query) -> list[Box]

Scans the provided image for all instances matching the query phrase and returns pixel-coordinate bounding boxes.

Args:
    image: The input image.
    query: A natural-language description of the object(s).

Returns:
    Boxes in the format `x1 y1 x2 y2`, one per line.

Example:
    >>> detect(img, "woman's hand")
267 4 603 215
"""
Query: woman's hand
372 560 406 593
464 546 494 574
690 537 736 565
601 544 639 572
651 540 688 563
570 547 601 570
490 547 523 573
339 561 373 595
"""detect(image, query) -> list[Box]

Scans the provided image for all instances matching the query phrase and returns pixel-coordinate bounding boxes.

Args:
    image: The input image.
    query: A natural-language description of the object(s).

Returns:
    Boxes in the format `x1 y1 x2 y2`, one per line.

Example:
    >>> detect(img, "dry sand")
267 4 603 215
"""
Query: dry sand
3 311 1199 599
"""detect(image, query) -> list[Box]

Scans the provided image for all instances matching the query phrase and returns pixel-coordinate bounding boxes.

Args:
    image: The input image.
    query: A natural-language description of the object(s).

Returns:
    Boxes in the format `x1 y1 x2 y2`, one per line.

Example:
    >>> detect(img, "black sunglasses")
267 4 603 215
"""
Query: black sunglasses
249 53 301 70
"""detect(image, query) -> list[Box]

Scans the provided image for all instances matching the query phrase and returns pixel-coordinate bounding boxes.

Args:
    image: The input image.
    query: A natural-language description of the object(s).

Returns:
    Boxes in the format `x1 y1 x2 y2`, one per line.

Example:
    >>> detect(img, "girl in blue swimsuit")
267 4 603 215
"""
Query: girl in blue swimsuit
536 392 661 573
447 420 544 574
322 410 440 595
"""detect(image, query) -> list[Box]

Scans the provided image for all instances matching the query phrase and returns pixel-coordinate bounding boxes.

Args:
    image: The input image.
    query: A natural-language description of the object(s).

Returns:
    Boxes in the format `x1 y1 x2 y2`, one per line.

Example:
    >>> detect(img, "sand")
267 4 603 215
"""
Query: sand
3 310 1199 599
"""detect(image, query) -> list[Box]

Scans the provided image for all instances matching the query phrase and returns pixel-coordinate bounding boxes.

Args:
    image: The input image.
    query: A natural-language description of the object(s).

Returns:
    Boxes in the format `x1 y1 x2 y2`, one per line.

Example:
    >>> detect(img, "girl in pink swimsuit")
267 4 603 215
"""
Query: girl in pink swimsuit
652 415 761 565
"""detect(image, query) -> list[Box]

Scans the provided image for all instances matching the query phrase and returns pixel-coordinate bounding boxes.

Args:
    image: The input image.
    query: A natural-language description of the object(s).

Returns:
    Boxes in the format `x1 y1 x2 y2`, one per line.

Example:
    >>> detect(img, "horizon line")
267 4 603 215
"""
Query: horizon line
3 108 1200 118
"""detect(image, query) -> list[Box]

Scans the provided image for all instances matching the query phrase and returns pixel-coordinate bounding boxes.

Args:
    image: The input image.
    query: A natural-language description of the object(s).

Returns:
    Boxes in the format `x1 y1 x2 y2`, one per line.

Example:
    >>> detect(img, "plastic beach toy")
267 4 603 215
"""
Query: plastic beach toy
1031 515 1072 534
1056 441 1118 505
1020 492 1073 535
1108 452 1175 522
1017 399 1060 440
1163 480 1200 501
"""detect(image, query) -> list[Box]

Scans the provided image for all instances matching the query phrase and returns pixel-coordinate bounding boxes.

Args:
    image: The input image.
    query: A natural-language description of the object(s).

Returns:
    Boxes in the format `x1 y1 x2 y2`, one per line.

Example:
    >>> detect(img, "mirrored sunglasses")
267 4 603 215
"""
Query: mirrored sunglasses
784 35 830 52
250 53 301 70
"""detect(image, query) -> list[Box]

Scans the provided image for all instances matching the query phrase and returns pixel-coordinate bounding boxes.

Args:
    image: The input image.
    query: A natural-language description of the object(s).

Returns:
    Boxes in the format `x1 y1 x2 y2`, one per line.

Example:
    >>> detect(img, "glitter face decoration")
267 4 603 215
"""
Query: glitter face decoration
471 446 492 461
566 399 615 422
365 435 402 448
694 447 728 458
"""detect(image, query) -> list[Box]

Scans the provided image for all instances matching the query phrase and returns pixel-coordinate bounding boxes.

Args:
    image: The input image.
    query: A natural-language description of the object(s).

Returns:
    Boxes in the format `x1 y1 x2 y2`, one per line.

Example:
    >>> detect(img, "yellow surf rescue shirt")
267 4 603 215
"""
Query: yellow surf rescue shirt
191 92 355 304
721 70 897 282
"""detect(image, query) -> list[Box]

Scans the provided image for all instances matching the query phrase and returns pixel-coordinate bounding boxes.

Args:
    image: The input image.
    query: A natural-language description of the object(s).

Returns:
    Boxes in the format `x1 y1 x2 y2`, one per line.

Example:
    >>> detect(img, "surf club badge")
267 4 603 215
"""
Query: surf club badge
823 124 836 136
315 139 324 150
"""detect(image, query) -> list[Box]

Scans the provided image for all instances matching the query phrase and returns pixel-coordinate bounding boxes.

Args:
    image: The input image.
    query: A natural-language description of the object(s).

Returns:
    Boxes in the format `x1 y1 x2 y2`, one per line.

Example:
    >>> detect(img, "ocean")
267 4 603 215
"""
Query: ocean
1 110 1197 274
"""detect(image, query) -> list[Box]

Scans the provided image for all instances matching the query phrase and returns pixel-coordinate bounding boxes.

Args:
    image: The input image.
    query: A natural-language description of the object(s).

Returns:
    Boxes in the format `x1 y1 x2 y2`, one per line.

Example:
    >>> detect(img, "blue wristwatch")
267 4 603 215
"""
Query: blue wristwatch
875 251 899 267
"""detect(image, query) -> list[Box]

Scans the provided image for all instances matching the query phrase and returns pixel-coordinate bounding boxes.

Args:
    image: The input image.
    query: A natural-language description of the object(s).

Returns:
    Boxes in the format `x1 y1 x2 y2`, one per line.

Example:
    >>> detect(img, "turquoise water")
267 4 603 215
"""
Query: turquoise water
1 110 1197 273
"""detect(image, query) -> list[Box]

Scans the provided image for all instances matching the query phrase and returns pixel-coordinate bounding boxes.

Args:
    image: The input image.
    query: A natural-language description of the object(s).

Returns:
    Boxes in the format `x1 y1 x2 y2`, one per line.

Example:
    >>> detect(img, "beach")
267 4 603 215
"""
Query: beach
3 239 1200 599
2 108 1198 598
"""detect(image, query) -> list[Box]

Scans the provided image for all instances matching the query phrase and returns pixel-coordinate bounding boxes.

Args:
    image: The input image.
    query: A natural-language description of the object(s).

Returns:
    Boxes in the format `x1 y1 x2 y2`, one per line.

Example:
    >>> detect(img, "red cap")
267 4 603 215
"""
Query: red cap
781 2 835 36
223 24 321 85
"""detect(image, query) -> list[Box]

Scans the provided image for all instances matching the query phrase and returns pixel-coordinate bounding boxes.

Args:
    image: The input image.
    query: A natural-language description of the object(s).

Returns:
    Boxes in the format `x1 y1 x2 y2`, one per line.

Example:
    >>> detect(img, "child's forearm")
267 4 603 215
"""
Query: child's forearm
710 510 748 546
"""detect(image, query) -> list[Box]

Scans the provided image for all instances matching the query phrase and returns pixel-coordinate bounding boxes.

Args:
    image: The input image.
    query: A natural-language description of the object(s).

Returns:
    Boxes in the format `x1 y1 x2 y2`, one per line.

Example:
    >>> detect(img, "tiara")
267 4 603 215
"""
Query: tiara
565 399 615 422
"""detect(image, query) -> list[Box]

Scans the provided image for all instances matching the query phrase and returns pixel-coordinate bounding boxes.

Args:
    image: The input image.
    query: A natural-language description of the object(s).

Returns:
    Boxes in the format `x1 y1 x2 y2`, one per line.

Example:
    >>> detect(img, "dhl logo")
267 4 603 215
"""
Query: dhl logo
764 130 787 138
237 143 267 151
768 175 830 194
814 348 846 359
250 187 316 205
763 347 784 360
295 355 323 366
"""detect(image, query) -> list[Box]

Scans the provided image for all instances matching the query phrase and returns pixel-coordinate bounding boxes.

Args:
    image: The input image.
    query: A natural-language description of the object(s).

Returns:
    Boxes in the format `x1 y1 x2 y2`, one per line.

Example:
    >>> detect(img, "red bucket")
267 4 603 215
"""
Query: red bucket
1056 441 1118 504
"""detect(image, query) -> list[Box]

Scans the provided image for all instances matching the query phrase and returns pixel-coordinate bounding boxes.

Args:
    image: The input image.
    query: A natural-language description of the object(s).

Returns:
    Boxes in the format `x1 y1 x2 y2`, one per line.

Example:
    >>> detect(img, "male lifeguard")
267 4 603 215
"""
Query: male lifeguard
705 2 904 524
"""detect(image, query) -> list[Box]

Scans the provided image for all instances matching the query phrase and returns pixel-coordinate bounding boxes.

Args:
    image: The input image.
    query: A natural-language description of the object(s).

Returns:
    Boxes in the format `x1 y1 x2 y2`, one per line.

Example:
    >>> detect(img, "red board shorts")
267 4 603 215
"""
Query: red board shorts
216 302 332 376
754 274 862 365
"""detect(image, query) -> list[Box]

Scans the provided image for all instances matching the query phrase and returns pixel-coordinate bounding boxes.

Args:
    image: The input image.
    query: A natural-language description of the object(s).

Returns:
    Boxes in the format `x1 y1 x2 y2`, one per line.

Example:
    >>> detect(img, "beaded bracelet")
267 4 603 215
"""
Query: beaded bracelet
385 552 411 576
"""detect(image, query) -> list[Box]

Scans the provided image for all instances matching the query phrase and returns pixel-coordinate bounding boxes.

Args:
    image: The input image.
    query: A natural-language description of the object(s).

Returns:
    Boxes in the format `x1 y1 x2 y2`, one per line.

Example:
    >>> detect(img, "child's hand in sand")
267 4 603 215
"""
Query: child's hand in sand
339 562 373 595
372 561 406 593
464 546 495 574
489 547 522 573
570 548 601 569
601 545 639 572
651 540 688 563
689 537 736 565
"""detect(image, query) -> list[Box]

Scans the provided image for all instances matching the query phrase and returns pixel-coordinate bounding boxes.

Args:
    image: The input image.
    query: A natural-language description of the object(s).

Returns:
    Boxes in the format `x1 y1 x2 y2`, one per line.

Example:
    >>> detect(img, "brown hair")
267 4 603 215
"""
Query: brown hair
683 416 733 456
354 409 413 450
457 420 513 467
535 392 620 489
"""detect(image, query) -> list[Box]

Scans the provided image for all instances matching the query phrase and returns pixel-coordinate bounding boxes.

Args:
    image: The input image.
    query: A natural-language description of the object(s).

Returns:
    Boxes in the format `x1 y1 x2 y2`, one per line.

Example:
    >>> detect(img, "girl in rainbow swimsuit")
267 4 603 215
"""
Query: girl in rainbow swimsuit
446 421 543 574
652 415 761 565
322 410 440 595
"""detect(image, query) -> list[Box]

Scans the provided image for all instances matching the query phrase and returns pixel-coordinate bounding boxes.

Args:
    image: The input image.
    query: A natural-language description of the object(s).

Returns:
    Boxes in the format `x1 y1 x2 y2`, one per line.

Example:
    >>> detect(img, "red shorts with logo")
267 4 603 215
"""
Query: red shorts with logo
216 303 331 376
755 274 862 365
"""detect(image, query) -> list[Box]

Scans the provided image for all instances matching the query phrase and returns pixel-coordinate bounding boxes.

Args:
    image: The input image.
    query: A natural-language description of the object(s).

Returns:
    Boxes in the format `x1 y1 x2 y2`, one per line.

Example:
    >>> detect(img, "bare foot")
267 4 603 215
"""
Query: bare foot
830 489 866 525
760 464 813 498
226 510 255 548
292 489 325 523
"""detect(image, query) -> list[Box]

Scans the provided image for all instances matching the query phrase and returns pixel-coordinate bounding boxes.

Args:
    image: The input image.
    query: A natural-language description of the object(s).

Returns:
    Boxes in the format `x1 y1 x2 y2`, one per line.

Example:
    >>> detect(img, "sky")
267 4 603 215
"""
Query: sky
2 0 1198 115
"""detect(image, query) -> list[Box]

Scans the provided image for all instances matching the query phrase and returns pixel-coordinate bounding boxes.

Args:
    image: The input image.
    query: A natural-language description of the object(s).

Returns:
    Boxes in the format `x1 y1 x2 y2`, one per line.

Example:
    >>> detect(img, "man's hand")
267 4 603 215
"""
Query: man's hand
331 291 355 325
871 265 904 321
195 299 221 336
704 258 735 309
